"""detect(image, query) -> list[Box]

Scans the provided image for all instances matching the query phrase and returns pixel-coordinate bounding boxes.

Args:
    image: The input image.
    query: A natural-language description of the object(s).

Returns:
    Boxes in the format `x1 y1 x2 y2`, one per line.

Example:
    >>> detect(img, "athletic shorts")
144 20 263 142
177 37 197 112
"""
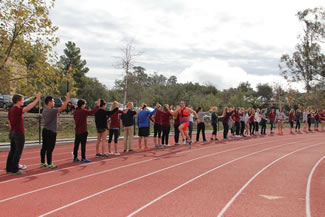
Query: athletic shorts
179 121 190 131
138 127 150 137
97 128 107 133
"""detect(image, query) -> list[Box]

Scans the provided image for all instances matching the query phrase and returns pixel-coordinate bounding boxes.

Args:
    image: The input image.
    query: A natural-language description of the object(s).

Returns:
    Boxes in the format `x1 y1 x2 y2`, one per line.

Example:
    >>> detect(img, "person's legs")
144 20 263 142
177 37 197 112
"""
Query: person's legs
128 126 134 151
40 128 49 164
7 132 25 173
81 132 88 160
96 132 101 155
101 131 107 155
73 134 81 158
174 124 179 144
46 130 57 165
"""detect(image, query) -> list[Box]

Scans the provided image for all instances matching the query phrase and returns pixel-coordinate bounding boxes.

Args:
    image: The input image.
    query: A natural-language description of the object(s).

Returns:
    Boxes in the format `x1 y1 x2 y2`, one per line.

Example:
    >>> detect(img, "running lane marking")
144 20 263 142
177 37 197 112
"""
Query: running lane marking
39 142 296 217
216 143 324 217
0 136 287 184
306 155 325 217
1 139 280 202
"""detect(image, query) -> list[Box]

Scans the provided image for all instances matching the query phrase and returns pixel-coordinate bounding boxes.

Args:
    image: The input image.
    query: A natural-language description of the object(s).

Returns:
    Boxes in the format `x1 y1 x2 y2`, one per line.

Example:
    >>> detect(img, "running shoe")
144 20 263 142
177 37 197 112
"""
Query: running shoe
81 158 91 163
47 164 58 169
19 164 27 170
73 157 80 162
128 149 134 152
123 150 127 152
14 170 25 175
137 146 143 150
108 152 114 155
114 152 120 156
101 154 109 158
96 153 102 158
40 163 47 168
189 141 192 148
182 140 187 145
144 146 149 150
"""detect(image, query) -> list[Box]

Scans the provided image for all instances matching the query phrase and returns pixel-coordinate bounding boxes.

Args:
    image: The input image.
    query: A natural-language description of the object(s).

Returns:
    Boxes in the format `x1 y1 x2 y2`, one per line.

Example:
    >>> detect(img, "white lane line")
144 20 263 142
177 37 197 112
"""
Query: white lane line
0 136 283 184
306 155 325 217
1 140 274 202
216 142 324 217
126 141 302 217
39 142 297 217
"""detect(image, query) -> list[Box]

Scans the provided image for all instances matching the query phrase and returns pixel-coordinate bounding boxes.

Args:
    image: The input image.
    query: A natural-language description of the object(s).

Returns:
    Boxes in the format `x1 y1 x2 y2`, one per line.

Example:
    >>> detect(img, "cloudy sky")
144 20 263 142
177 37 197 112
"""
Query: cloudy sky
50 0 324 91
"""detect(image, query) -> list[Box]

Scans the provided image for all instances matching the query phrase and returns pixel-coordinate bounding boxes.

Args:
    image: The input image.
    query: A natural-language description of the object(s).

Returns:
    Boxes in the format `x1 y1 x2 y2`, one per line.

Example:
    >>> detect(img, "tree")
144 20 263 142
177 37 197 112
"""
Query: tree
58 41 89 94
0 0 59 93
280 8 325 92
256 83 273 102
115 40 142 105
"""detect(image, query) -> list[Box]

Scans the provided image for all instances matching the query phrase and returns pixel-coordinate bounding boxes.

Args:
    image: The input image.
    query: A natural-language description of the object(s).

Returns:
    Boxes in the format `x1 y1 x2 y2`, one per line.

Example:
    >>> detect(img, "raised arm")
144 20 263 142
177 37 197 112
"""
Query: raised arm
58 92 70 113
23 92 41 113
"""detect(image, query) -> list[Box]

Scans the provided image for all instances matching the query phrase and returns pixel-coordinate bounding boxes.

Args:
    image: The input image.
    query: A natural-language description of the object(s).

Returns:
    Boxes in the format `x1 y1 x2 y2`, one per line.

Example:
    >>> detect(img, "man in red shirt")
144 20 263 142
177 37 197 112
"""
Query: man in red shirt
6 92 41 175
73 99 100 163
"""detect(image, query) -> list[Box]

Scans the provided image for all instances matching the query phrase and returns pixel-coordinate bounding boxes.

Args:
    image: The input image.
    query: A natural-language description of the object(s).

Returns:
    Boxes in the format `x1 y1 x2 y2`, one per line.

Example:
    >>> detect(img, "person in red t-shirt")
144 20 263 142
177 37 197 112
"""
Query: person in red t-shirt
73 99 100 163
108 101 123 156
6 92 41 175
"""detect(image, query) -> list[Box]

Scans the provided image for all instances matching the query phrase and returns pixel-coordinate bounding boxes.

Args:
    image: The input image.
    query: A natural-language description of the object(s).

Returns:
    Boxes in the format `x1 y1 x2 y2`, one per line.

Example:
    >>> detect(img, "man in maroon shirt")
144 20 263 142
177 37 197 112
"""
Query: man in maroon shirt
73 98 100 163
6 92 41 175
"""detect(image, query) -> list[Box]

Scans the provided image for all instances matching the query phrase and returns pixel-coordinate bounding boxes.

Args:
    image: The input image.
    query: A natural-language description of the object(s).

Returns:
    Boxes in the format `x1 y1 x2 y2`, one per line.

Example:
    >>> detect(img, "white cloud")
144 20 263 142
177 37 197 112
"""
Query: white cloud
50 0 323 91
178 58 305 90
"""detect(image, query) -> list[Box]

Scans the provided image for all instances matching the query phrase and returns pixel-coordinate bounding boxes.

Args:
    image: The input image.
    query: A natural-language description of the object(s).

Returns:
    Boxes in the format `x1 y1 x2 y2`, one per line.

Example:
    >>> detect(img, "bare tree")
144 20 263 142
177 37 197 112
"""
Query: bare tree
115 40 143 105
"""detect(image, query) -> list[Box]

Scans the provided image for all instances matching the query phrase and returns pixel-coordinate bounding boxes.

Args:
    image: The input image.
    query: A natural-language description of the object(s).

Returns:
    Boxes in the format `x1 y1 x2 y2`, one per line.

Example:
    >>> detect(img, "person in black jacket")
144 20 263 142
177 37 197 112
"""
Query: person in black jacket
94 100 119 158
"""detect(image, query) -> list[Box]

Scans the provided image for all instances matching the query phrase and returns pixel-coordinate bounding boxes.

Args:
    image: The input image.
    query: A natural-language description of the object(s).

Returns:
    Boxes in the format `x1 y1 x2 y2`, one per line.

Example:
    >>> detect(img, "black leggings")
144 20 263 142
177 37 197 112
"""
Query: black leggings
240 121 245 135
41 128 57 165
296 120 300 130
255 122 259 132
235 122 240 135
161 125 170 145
108 129 119 144
249 123 255 135
196 122 206 141
212 123 217 135
223 122 229 139
260 120 266 135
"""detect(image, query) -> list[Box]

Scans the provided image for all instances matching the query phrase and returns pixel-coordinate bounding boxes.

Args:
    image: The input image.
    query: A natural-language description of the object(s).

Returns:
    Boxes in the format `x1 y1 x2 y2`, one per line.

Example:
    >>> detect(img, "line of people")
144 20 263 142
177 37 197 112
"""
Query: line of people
5 92 325 175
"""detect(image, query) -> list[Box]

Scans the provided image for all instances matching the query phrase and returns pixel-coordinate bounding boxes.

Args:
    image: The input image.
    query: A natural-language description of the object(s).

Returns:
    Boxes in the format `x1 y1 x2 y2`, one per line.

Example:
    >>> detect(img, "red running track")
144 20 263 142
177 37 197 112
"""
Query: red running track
0 130 325 217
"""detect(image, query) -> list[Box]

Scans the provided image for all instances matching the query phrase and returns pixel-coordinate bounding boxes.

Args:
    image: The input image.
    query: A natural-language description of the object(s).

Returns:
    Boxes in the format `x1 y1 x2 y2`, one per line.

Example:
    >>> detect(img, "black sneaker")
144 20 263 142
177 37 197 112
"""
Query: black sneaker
96 153 102 158
128 149 134 152
101 154 109 158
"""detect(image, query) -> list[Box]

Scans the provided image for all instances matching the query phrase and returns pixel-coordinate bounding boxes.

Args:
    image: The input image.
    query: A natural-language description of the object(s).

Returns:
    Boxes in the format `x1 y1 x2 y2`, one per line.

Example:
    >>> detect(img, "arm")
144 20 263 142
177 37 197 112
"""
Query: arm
187 107 199 123
23 92 41 113
58 92 70 113
106 107 119 116
86 99 100 115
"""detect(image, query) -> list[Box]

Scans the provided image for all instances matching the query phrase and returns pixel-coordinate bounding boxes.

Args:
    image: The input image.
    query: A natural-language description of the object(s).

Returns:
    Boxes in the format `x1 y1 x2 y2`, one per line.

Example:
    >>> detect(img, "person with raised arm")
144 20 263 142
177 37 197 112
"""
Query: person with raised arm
137 103 159 150
40 92 70 169
167 101 199 148
6 92 41 175
94 100 119 158
73 98 100 163
218 107 234 140
120 102 140 152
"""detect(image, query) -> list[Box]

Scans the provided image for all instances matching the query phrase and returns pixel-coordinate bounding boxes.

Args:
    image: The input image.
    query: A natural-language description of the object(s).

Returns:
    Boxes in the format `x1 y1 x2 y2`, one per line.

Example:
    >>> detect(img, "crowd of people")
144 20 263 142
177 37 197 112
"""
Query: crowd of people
5 92 325 175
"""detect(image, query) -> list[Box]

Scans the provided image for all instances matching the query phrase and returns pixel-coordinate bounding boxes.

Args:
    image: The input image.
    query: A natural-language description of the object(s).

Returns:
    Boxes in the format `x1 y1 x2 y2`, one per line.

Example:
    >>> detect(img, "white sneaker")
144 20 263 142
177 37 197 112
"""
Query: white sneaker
164 144 170 147
108 152 114 155
19 164 27 170
114 152 120 156
182 140 187 145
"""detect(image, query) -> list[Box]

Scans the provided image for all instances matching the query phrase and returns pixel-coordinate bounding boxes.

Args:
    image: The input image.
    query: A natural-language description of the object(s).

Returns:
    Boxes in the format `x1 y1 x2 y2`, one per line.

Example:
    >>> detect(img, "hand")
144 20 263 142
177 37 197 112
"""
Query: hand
156 103 160 108
36 92 41 101
97 99 100 106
